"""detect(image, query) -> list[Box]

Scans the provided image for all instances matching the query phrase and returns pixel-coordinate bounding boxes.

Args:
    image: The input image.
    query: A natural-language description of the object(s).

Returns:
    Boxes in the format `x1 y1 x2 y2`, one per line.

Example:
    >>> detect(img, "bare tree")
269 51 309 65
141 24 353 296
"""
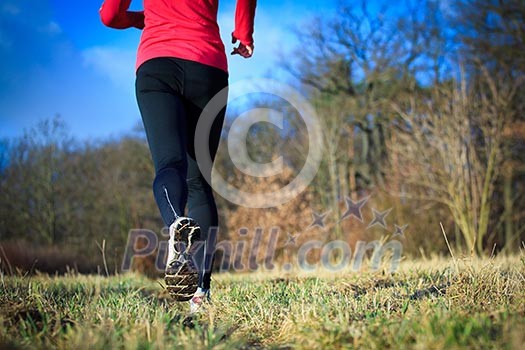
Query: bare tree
390 67 521 255
280 0 449 238
453 0 525 252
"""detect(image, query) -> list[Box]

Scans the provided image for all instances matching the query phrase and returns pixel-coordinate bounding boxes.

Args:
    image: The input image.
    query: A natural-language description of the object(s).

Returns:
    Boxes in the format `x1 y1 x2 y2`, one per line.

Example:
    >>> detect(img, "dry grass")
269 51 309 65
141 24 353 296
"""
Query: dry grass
0 255 524 349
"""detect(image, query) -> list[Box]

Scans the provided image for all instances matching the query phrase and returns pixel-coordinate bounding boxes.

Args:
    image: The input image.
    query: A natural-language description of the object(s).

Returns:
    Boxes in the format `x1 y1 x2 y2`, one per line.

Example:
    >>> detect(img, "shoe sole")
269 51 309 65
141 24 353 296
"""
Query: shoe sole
165 265 199 301
165 218 201 302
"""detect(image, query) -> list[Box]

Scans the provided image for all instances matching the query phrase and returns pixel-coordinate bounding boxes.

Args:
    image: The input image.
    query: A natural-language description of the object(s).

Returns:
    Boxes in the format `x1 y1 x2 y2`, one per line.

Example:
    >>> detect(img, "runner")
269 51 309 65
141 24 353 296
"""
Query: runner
99 0 256 313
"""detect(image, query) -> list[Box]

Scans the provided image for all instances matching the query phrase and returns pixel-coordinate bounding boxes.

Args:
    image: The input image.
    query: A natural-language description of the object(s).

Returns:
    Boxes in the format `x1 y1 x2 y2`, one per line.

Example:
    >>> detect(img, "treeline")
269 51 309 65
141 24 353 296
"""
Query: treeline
0 119 162 273
219 0 525 256
0 0 524 274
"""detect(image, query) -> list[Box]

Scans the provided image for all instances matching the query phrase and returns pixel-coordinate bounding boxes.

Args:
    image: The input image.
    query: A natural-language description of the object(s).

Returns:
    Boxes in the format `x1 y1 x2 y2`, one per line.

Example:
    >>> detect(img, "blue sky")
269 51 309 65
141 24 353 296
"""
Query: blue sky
0 0 339 140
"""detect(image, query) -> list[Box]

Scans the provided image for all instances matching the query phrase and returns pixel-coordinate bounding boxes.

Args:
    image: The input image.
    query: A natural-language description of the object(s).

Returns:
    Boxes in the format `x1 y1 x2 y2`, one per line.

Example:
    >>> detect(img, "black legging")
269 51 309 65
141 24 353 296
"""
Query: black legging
135 57 228 289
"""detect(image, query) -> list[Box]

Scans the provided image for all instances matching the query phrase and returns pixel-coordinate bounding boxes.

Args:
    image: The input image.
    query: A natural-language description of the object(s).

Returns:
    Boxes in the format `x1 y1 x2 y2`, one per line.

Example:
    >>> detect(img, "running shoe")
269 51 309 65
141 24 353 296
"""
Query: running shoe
189 288 210 315
165 217 201 301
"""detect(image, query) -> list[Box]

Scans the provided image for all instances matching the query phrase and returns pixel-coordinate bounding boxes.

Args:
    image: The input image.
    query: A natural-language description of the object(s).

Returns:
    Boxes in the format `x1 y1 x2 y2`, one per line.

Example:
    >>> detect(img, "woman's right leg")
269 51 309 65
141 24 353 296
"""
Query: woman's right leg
181 58 228 293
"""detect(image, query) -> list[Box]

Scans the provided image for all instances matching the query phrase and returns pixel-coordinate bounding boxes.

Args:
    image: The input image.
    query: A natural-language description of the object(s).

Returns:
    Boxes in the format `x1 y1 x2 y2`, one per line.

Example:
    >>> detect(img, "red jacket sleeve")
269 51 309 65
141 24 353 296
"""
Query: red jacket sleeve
99 0 144 30
232 0 257 46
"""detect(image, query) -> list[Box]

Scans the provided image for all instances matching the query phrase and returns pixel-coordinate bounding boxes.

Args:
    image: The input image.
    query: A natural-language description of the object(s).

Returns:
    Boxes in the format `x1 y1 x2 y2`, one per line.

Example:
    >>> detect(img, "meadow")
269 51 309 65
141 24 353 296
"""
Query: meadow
1 1 524 349
1 255 524 349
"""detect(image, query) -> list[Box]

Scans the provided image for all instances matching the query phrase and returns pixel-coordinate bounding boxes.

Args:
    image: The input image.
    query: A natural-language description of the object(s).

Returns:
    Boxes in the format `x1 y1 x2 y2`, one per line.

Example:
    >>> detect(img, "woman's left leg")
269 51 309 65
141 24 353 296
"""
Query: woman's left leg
135 58 189 226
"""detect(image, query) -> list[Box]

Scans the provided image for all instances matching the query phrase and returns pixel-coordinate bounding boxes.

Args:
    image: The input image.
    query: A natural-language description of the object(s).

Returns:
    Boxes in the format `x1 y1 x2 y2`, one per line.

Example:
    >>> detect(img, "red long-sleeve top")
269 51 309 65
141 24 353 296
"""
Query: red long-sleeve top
99 0 256 73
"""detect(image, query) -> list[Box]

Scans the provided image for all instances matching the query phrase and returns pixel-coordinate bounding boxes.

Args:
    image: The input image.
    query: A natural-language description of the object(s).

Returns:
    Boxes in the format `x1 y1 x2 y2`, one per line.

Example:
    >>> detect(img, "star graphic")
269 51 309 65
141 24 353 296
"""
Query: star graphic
393 224 408 237
308 210 330 229
340 196 369 222
285 232 299 246
367 207 392 229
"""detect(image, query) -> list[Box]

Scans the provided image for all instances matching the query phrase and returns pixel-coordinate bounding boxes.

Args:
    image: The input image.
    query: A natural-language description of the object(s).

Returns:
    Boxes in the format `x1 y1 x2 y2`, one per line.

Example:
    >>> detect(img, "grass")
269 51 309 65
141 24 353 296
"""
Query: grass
1 256 524 349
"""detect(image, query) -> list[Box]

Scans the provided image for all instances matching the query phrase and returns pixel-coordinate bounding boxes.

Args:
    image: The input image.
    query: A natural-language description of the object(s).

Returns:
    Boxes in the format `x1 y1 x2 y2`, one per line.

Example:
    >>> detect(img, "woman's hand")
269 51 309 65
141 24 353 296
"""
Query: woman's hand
231 34 254 58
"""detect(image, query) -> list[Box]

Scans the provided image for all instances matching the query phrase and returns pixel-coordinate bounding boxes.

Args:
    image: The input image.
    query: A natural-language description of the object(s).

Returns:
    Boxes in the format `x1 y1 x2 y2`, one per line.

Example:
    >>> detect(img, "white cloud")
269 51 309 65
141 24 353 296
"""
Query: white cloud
39 21 62 35
82 46 136 88
2 3 20 15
